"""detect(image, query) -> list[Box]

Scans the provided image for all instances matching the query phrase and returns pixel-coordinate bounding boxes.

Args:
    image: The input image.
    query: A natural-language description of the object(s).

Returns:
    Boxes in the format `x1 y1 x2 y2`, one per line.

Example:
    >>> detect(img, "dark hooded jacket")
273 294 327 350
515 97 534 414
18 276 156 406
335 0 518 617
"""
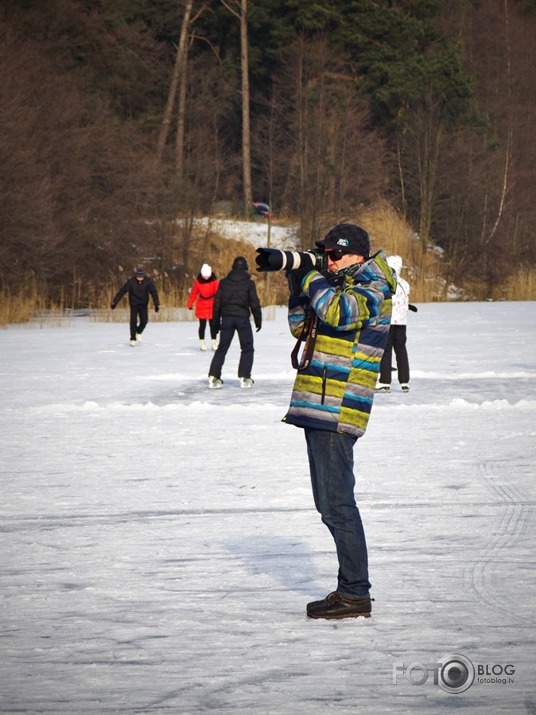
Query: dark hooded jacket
213 264 262 330
112 275 159 308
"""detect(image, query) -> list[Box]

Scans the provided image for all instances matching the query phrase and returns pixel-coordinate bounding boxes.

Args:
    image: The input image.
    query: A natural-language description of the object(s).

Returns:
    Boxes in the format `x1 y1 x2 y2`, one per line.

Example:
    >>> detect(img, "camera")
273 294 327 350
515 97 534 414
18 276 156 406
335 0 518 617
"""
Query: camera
255 247 327 274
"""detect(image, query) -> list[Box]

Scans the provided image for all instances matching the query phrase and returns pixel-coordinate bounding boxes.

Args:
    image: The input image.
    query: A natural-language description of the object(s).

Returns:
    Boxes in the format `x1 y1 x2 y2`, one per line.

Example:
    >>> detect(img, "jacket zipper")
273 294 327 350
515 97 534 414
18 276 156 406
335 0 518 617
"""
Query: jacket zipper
321 365 327 404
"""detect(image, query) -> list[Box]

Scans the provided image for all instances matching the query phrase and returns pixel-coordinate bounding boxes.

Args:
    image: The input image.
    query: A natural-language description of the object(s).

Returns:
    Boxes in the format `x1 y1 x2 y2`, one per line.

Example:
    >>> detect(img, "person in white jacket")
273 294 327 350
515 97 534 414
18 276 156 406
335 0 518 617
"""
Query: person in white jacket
377 255 412 392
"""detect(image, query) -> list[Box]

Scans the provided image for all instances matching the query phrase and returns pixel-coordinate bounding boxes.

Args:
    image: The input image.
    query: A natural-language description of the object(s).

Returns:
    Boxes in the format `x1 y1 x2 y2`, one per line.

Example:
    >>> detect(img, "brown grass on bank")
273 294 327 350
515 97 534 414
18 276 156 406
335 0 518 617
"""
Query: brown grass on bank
0 290 40 326
356 203 448 303
458 266 536 302
501 267 536 301
2 206 535 327
0 286 70 328
165 231 290 308
0 292 72 328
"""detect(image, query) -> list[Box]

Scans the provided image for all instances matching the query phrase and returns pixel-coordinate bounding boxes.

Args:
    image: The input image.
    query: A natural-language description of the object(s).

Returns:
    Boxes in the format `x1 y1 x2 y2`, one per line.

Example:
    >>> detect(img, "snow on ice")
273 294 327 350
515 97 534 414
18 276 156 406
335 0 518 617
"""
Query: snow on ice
1 300 535 714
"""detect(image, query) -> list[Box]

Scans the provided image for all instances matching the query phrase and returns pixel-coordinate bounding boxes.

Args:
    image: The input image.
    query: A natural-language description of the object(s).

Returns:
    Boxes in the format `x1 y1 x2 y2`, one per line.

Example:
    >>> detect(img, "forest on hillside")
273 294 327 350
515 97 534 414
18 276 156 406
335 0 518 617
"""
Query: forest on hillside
1 0 535 306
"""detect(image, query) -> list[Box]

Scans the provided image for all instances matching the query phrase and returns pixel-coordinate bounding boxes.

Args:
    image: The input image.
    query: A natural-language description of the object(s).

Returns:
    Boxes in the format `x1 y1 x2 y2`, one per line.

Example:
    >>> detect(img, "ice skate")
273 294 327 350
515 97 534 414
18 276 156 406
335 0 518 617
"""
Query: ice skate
375 383 390 393
240 377 254 389
208 375 223 389
199 339 207 351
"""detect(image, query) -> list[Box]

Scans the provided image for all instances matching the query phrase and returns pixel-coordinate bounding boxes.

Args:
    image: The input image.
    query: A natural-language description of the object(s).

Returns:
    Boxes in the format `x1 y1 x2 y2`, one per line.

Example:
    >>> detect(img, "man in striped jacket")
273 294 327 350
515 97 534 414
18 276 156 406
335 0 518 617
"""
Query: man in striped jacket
283 223 396 620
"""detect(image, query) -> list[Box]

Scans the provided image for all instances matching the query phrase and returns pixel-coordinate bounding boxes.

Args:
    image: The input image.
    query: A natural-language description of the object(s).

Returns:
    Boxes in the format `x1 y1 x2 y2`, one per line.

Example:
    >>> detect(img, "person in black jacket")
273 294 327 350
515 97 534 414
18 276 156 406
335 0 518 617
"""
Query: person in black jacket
111 267 160 346
208 257 262 389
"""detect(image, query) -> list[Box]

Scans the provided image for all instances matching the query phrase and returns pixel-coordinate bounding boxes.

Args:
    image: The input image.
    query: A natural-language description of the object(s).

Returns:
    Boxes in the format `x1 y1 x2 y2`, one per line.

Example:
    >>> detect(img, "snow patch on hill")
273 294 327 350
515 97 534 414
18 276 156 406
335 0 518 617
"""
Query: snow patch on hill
194 217 299 249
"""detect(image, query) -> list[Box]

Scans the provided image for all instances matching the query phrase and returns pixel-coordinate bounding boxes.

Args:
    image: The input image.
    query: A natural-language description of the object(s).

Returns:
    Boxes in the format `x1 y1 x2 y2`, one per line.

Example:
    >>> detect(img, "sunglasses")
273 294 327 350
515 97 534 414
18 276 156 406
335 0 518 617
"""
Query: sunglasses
325 249 348 261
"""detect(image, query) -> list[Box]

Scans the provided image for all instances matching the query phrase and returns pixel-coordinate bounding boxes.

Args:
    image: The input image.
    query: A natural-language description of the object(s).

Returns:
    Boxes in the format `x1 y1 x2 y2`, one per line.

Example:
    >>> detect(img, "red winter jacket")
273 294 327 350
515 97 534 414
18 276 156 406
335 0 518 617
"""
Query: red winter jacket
187 274 219 319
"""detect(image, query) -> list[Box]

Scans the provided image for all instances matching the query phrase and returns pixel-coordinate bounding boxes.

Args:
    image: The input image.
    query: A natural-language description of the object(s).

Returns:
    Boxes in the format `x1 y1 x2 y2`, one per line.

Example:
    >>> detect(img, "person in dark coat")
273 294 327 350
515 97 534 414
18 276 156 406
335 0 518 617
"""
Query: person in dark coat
208 257 262 389
111 267 160 346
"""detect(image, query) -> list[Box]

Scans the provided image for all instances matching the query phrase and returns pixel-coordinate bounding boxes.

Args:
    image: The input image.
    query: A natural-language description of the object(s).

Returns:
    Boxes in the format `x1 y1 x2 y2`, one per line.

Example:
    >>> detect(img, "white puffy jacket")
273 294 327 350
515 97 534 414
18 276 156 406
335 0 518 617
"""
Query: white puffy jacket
387 255 410 326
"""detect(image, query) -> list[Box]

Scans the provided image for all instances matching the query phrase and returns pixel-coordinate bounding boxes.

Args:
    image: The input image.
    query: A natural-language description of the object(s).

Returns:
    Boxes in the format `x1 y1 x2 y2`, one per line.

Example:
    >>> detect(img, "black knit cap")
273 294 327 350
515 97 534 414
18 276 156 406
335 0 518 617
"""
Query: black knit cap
316 223 370 258
232 256 248 270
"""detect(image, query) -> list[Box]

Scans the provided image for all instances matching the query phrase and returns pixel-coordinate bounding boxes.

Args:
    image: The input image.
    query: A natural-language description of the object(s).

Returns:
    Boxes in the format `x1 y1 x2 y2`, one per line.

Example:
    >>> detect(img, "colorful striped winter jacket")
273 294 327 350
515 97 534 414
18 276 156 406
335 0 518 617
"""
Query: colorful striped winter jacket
283 251 396 438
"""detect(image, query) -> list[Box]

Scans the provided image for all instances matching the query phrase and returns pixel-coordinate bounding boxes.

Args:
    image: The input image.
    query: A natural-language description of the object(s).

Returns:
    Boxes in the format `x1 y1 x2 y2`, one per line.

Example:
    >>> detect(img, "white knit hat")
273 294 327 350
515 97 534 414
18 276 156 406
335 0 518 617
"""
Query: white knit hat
200 263 212 278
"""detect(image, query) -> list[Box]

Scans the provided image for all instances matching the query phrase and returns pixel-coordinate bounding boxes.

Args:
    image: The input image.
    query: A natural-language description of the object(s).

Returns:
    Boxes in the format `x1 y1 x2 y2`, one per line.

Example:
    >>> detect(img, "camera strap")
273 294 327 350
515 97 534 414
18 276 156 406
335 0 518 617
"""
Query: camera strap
291 314 319 371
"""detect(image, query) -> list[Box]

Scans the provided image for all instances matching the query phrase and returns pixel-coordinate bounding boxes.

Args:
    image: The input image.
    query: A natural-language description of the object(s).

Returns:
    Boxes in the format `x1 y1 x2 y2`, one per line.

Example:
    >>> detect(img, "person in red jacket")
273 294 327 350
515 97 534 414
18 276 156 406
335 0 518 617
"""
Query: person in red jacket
187 263 220 351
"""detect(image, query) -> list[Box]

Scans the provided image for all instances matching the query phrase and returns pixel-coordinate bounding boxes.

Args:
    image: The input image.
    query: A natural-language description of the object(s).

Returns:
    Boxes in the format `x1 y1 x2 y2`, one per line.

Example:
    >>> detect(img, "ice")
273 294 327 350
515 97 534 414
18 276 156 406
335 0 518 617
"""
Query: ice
1 301 535 713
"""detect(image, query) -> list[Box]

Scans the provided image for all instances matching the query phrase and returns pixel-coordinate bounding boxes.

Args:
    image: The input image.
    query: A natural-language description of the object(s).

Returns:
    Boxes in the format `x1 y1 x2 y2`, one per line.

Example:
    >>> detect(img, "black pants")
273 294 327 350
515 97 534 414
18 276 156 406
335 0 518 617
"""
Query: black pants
130 305 148 340
208 316 254 379
379 325 410 384
198 318 219 340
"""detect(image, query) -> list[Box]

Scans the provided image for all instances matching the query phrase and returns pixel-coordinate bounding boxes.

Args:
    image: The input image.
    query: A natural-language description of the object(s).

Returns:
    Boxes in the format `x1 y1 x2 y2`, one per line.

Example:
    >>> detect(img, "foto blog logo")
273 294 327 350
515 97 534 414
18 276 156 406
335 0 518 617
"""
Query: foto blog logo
393 653 515 694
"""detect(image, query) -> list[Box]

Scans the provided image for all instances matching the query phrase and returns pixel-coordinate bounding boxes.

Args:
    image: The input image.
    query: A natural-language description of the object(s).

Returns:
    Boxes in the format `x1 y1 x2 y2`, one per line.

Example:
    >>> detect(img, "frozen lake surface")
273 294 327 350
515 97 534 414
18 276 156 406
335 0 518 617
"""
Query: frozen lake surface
1 301 535 713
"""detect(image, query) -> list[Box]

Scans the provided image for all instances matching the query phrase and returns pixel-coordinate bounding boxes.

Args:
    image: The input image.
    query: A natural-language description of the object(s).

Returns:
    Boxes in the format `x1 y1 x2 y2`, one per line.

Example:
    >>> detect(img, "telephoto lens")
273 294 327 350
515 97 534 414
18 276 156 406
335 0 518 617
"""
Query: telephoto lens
255 247 324 273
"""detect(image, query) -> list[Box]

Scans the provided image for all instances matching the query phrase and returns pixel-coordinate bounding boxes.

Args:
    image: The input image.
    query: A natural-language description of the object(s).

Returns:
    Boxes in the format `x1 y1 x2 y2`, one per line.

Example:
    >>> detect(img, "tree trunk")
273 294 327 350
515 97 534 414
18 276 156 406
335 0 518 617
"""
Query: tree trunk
419 128 442 249
220 0 252 214
157 0 194 163
484 0 512 249
240 0 252 214
175 2 192 178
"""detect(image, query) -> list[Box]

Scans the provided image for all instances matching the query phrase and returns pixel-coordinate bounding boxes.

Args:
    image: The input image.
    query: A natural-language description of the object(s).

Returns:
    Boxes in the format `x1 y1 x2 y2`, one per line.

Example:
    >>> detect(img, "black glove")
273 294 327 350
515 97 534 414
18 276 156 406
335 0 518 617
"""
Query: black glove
111 303 116 310
256 325 261 333
155 305 160 313
287 254 316 295
286 271 304 296
409 304 418 313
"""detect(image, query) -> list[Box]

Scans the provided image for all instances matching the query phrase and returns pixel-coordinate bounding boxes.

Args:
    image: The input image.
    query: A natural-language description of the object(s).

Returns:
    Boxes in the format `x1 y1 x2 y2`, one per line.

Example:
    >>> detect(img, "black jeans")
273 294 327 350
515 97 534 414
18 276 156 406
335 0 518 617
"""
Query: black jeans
379 325 410 384
198 318 219 340
208 316 254 379
130 305 148 340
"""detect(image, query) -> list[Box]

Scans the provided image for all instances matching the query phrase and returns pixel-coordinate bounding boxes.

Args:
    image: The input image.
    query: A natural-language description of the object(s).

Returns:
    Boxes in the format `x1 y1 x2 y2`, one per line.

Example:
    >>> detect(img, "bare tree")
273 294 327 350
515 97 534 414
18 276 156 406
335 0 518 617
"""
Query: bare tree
157 0 194 167
481 0 512 251
433 0 536 288
267 37 387 242
221 0 252 214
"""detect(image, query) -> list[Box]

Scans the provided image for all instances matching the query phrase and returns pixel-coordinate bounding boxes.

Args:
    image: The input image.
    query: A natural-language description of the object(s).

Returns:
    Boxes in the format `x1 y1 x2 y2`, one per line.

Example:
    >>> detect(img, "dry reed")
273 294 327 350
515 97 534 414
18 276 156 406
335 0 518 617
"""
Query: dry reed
2 206 535 327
